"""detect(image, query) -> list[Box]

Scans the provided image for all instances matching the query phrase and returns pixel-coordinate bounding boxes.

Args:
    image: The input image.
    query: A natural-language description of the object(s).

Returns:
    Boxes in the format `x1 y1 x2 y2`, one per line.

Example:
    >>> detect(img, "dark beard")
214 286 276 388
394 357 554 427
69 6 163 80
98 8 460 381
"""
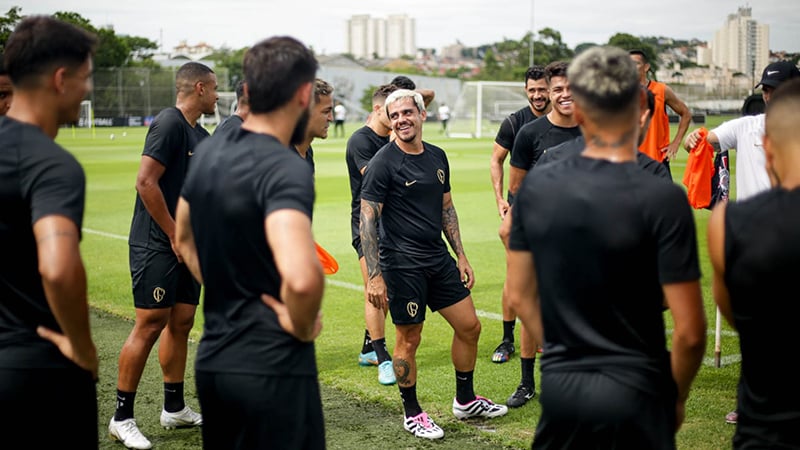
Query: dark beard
290 109 310 147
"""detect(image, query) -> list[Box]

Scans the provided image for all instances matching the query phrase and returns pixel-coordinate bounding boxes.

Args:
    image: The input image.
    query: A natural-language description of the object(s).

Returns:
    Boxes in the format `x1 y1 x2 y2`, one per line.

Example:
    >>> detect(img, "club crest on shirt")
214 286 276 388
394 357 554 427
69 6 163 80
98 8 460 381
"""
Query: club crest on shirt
407 301 419 318
153 287 166 303
437 169 445 184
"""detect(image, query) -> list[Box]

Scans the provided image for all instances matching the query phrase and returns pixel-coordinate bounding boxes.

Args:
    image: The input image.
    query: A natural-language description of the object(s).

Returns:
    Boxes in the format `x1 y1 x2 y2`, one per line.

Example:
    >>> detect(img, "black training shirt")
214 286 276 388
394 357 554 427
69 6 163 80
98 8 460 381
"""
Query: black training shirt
129 107 209 251
0 117 86 369
361 141 451 269
182 127 316 376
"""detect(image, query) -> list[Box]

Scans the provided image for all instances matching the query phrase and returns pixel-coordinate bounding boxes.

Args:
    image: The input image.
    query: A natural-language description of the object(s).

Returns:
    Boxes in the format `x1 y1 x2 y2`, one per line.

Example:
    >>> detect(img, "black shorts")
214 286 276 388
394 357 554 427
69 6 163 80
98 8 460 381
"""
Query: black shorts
0 367 97 448
532 370 676 450
130 246 201 309
196 371 325 450
383 254 470 325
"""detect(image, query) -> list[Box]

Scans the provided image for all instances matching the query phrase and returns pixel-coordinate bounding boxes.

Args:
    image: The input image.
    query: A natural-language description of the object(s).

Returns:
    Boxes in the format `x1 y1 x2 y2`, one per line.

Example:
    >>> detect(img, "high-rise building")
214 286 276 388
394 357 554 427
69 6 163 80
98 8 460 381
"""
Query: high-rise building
346 14 415 59
711 6 769 79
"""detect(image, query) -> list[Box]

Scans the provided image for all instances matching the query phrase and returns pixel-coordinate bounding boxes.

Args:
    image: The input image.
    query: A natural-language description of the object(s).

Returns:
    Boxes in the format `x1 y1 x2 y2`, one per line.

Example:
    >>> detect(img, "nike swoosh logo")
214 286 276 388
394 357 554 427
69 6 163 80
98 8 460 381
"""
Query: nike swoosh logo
187 151 194 156
767 70 780 75
405 180 417 187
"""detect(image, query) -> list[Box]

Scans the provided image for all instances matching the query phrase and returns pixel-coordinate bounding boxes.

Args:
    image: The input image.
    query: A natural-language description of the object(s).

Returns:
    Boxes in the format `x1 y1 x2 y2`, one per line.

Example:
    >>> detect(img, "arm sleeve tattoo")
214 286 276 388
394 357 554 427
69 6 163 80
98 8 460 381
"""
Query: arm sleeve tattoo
360 199 383 278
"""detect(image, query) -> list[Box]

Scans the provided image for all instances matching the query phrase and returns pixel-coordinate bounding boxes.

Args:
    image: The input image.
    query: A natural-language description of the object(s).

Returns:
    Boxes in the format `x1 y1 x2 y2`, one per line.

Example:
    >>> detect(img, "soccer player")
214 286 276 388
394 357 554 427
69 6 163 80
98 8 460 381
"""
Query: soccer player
684 60 800 424
346 83 398 386
629 49 692 175
500 61 582 408
360 89 507 440
0 52 13 115
213 79 249 136
708 77 800 449
538 88 672 181
488 65 550 368
109 61 218 449
0 16 98 448
507 46 706 449
294 78 334 174
175 35 325 449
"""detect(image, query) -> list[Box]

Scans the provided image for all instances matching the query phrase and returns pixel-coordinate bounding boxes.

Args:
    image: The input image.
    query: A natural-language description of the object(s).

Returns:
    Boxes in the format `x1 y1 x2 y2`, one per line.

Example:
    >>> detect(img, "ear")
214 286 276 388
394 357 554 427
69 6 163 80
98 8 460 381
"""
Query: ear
763 133 778 185
297 81 313 109
572 101 585 125
420 108 427 121
52 67 68 95
195 80 205 96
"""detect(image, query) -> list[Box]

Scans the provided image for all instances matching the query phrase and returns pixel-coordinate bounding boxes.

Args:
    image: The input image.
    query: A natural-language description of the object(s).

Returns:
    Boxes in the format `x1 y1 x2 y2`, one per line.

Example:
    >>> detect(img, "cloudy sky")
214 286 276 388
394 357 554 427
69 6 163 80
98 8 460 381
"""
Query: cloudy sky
9 1 800 54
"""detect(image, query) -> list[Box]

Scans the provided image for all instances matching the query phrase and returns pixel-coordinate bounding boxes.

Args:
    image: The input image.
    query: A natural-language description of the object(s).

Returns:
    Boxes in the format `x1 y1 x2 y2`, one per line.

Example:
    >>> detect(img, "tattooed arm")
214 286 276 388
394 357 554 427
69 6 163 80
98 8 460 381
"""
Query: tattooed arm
360 198 388 310
442 192 474 289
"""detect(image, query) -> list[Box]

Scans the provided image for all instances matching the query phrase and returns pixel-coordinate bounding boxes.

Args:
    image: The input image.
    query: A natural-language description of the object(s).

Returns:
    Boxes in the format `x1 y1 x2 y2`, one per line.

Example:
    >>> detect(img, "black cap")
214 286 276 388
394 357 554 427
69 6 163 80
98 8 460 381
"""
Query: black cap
755 61 800 89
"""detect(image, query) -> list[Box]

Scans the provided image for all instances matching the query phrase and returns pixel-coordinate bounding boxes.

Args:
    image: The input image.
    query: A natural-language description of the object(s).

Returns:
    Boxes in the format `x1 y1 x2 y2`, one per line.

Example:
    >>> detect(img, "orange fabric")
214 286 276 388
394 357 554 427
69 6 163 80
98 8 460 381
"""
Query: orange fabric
315 242 339 275
682 128 714 209
639 81 670 162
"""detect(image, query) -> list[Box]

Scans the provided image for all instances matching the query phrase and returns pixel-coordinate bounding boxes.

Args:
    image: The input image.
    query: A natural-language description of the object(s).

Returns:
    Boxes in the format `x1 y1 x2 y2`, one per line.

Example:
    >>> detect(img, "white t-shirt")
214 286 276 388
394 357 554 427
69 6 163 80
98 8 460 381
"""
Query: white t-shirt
334 104 346 121
438 105 450 121
713 114 770 201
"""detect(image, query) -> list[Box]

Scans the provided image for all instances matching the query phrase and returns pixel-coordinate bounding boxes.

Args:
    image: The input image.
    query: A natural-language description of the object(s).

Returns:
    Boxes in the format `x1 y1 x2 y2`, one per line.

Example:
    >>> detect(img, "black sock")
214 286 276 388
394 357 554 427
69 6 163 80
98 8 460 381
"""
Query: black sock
114 390 136 421
400 384 422 417
164 382 185 413
361 329 373 354
502 320 516 343
455 370 475 404
520 357 536 388
372 338 392 363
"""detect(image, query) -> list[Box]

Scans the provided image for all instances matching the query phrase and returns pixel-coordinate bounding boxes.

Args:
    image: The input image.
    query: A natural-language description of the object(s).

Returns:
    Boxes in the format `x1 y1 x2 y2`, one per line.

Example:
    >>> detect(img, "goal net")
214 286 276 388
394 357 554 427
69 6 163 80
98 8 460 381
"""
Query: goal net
201 91 237 128
78 100 94 129
449 81 527 138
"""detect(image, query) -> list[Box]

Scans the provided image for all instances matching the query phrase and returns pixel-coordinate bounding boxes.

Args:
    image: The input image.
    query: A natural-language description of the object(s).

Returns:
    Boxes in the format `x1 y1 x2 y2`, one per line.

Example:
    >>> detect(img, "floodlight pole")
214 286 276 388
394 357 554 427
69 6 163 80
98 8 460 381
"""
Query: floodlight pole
529 0 535 67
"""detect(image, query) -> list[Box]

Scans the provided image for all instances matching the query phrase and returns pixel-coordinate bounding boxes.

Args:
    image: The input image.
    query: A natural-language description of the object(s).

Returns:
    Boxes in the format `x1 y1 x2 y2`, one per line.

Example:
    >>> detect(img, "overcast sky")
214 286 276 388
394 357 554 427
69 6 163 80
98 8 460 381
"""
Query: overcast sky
8 1 800 54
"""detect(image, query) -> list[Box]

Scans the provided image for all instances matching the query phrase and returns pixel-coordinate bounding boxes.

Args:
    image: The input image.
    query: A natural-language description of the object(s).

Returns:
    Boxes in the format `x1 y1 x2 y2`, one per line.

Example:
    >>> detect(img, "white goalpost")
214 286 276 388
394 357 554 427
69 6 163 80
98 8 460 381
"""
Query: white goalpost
449 81 527 138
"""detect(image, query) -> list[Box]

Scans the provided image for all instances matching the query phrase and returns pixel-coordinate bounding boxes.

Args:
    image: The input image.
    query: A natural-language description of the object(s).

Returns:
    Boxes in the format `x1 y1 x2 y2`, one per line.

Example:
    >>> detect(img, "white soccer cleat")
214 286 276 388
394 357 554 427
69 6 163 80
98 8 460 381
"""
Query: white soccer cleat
160 406 203 429
404 411 444 439
109 417 153 449
452 395 508 419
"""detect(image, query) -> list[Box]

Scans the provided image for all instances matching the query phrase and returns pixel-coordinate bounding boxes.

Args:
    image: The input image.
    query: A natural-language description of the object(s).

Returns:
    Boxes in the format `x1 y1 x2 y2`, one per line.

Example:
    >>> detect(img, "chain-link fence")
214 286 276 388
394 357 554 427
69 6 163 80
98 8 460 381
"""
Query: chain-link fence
89 66 230 120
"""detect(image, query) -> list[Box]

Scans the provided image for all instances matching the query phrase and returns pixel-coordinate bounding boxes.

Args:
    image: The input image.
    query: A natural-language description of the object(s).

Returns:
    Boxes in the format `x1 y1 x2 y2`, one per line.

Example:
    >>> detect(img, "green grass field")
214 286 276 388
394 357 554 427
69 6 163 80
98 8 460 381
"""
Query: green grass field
59 118 741 449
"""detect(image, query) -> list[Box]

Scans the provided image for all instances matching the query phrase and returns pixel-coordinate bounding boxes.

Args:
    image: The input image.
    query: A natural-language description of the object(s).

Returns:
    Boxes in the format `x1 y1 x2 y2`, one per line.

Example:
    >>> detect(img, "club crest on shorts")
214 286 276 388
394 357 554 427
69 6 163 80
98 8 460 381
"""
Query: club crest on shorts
153 287 166 303
407 301 419 318
437 169 445 184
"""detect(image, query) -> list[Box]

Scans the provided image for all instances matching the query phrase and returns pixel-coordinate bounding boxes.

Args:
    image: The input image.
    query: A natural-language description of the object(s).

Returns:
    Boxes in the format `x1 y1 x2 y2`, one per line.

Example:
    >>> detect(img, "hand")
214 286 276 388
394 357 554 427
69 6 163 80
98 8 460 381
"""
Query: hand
37 326 99 380
261 294 323 342
458 256 475 290
366 274 388 311
170 239 184 263
664 142 680 161
683 129 702 152
496 199 510 219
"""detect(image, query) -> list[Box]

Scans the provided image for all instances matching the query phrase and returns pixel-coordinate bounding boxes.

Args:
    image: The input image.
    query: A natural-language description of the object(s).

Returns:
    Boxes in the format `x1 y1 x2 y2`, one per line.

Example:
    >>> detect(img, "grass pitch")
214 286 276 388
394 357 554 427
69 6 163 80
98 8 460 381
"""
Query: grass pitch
59 118 740 449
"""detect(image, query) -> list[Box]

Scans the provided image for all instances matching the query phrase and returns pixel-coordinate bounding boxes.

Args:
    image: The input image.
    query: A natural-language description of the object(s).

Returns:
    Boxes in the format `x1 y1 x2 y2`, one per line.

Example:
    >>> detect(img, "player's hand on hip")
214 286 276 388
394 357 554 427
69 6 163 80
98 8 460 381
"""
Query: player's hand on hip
367 275 388 310
664 142 679 160
261 293 323 342
37 326 99 380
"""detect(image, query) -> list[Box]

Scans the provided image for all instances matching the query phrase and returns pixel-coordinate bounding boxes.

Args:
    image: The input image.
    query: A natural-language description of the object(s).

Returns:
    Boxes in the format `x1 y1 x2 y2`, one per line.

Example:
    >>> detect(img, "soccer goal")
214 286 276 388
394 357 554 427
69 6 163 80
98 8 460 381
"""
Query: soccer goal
78 100 94 128
449 81 527 138
200 91 237 128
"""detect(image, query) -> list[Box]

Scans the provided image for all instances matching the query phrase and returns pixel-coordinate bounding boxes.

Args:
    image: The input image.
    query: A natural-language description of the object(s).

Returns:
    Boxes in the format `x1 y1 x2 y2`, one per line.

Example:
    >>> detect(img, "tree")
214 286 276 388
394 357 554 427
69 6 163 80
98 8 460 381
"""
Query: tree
207 46 248 90
0 6 23 51
607 32 659 73
536 27 574 64
360 84 378 114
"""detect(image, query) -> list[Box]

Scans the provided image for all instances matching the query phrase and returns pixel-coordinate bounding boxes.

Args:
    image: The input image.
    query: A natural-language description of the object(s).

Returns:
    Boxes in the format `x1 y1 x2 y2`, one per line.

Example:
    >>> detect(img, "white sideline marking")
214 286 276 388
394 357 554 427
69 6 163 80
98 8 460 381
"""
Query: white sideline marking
83 227 127 241
85 228 740 366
